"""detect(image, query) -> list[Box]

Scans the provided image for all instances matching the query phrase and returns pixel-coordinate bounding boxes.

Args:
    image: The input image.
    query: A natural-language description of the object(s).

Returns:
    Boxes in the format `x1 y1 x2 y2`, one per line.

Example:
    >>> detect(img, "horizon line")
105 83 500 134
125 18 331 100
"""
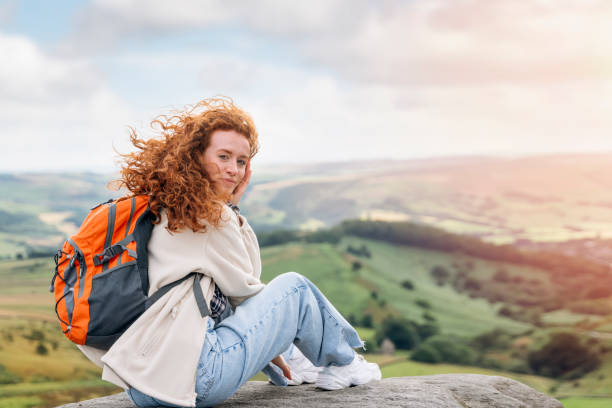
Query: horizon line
2 150 612 175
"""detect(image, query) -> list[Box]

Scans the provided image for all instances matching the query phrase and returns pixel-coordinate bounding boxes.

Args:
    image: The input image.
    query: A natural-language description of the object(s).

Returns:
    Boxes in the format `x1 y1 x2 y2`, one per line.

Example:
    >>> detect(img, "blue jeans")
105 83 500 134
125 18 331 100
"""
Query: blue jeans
128 272 364 407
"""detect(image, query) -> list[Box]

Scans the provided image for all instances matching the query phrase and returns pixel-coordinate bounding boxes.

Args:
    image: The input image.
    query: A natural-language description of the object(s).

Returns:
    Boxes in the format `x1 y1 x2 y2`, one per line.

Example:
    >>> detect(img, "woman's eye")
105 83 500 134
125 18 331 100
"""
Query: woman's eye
238 160 246 166
219 155 228 160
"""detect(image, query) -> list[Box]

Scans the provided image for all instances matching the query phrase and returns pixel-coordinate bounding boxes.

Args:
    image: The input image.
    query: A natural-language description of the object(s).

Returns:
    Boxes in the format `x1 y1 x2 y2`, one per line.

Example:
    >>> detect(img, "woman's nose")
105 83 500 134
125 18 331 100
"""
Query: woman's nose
225 161 238 175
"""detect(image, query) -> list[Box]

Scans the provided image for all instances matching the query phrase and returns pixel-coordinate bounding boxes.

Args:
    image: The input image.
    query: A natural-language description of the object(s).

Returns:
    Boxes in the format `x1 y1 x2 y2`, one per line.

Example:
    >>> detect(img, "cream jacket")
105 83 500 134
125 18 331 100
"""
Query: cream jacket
78 205 264 407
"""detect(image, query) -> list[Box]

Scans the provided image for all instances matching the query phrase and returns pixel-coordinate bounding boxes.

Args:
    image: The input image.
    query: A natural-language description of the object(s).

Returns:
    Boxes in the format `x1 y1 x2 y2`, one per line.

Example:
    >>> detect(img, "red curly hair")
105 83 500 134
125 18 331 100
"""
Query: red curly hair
115 97 259 233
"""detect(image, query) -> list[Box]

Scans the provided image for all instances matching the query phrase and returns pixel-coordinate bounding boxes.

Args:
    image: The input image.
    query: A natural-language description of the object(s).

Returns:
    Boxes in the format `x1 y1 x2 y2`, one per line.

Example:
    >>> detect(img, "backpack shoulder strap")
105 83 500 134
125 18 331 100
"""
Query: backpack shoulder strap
145 273 210 318
134 207 154 295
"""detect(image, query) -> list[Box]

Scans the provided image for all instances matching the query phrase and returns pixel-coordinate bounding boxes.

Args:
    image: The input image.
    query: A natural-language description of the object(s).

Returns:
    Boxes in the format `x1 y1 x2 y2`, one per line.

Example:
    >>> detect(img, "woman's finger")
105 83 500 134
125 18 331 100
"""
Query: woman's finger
239 162 251 189
231 161 251 205
271 355 292 380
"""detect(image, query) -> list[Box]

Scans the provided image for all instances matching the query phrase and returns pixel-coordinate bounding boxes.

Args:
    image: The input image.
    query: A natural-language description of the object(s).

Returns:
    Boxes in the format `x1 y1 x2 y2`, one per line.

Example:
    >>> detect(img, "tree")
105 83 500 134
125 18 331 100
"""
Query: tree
411 343 441 363
360 314 373 328
463 278 481 291
304 229 341 244
415 321 439 340
24 329 45 342
498 306 514 318
35 343 49 356
401 280 414 290
470 329 511 351
430 265 450 286
422 311 436 322
346 244 371 258
528 333 601 378
257 230 299 247
413 335 476 365
359 244 372 258
375 316 420 350
415 299 431 309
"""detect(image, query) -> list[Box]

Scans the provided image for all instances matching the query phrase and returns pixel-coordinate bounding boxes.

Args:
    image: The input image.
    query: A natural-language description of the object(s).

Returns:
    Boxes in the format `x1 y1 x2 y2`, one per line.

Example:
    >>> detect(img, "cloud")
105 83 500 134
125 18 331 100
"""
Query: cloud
298 0 612 86
66 0 612 86
96 50 429 164
60 0 370 55
4 0 612 173
0 32 133 172
0 35 99 103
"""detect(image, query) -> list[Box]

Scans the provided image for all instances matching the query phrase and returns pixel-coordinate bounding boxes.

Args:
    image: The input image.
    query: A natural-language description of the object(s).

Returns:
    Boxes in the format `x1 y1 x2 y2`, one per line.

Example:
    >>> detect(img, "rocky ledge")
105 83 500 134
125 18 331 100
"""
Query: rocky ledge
58 374 563 407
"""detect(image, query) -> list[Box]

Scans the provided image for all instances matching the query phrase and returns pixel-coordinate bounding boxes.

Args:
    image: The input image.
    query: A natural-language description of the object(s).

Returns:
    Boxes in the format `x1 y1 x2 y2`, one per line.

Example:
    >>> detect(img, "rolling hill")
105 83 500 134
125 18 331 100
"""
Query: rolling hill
2 154 612 263
1 232 610 407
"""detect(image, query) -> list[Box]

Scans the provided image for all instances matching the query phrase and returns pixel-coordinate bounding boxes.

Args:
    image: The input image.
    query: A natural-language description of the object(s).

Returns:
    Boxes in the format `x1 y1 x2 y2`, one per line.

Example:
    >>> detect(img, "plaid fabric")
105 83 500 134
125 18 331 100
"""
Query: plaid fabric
209 283 228 319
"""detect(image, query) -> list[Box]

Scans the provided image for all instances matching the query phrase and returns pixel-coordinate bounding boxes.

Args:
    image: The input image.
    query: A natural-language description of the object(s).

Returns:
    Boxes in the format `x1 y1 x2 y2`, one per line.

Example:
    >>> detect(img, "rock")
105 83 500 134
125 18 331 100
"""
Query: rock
58 374 563 408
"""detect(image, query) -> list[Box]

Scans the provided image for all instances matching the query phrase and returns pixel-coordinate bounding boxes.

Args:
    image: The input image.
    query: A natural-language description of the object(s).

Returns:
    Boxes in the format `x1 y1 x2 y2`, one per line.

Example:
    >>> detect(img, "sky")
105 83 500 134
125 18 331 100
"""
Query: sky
1 0 611 172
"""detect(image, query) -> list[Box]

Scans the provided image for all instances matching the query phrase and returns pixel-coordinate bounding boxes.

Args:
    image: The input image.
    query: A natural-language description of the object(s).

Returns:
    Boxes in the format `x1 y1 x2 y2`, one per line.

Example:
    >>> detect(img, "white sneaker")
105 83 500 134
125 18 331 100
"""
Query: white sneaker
286 347 322 385
316 354 381 390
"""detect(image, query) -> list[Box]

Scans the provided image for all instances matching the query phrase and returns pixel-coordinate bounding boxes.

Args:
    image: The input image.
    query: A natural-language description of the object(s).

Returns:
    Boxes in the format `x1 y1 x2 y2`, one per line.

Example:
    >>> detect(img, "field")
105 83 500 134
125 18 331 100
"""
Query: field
245 155 612 246
0 258 120 407
260 238 612 407
262 239 530 338
1 238 612 407
4 155 612 260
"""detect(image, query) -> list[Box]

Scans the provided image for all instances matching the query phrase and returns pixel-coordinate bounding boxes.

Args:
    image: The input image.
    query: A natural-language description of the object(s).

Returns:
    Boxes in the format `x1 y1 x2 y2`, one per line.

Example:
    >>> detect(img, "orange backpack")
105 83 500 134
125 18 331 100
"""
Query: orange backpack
50 196 209 350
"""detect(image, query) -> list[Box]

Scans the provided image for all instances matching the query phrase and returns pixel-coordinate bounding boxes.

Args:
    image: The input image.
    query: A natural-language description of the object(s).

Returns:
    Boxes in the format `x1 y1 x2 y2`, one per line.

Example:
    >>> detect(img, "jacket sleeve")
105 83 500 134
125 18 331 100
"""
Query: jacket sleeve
202 208 264 307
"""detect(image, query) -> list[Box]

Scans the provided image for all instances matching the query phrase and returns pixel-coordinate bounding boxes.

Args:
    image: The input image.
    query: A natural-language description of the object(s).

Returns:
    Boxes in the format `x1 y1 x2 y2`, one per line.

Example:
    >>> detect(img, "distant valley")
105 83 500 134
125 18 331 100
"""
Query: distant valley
2 154 612 407
2 154 612 264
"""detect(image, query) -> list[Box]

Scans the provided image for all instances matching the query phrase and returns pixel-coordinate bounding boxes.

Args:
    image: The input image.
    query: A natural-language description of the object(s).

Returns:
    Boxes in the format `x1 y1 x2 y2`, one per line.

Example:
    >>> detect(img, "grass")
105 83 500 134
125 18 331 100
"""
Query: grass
0 380 117 398
260 238 535 338
379 359 556 393
0 380 119 408
0 241 611 407
0 396 42 408
553 353 612 398
0 320 101 382
559 397 612 408
542 310 604 326
337 236 532 337
261 243 372 320
259 238 612 402
0 258 122 408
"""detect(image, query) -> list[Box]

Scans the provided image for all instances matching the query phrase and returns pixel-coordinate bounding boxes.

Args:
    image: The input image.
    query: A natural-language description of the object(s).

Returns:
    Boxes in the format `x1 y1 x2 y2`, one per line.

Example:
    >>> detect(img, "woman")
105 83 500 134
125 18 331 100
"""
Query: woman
79 98 381 407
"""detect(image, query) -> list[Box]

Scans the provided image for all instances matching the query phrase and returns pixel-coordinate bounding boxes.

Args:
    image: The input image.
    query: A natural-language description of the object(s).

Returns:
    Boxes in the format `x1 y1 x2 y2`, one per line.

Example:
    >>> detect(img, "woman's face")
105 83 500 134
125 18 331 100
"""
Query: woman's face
201 129 250 197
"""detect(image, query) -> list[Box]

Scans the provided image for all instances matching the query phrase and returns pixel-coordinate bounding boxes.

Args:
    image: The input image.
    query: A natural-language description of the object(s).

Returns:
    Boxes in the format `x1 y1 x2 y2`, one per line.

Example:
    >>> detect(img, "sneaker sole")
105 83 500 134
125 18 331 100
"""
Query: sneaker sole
316 366 381 390
287 368 320 385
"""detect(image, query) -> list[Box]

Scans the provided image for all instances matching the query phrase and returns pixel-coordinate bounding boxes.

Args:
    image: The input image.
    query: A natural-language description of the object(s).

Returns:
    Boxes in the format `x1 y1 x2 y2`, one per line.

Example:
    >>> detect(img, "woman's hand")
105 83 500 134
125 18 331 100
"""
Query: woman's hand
231 160 251 206
271 354 292 380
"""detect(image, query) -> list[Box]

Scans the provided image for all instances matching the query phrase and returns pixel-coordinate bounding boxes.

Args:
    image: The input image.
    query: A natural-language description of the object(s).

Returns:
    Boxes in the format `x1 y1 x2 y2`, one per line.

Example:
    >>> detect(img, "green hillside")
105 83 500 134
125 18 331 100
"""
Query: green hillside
259 238 612 407
1 237 611 407
0 173 120 259
261 238 530 338
0 259 120 408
